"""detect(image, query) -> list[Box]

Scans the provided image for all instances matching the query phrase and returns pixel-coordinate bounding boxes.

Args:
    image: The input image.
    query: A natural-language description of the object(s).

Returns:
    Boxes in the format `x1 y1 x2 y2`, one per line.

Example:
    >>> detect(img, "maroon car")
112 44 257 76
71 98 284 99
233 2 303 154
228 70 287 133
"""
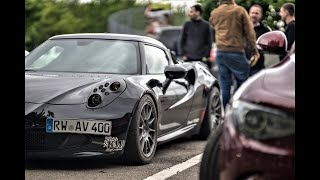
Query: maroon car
200 31 295 180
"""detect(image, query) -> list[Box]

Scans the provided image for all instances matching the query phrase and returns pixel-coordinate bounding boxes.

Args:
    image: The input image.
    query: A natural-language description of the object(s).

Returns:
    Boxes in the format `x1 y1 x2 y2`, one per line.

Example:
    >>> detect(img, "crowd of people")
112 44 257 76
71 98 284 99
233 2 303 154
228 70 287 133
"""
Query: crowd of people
155 0 295 109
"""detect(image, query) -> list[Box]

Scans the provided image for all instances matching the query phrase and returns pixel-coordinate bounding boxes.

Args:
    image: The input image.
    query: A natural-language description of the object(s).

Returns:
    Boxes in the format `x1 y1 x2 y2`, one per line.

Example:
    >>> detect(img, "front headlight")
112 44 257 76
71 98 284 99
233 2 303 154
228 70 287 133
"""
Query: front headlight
86 79 126 109
230 100 295 140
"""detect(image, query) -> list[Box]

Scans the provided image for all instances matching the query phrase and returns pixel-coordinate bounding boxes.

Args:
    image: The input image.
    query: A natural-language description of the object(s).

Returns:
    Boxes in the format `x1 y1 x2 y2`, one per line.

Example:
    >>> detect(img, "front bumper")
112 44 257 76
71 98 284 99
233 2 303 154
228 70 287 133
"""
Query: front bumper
25 130 126 159
25 99 137 159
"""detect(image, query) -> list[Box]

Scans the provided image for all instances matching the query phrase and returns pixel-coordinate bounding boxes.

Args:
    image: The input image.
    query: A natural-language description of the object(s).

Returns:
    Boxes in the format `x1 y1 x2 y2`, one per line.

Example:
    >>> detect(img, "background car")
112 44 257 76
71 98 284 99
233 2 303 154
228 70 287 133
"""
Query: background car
200 31 295 180
155 26 182 57
25 33 222 164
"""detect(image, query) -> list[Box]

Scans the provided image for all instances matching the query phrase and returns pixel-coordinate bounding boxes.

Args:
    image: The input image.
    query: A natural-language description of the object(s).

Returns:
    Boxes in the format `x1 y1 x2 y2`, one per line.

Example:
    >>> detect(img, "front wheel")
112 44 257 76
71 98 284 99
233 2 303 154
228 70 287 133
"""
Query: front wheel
199 124 223 180
122 94 158 165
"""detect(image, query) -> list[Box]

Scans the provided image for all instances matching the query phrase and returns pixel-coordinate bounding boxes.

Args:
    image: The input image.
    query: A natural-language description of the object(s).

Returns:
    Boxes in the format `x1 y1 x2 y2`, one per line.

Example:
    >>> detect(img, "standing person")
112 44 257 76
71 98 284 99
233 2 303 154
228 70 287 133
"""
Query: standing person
246 4 271 76
279 3 295 51
209 0 260 108
180 4 213 69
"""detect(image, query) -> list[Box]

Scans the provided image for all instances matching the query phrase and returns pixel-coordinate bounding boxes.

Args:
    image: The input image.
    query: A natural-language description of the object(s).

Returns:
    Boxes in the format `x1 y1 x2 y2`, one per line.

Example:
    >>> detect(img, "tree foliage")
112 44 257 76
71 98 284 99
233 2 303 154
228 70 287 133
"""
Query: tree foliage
25 0 135 51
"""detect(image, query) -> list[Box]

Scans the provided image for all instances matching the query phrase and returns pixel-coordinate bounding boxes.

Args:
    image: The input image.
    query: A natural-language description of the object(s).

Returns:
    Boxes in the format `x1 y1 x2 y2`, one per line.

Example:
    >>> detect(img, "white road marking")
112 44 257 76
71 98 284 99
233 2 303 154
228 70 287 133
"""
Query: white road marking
144 153 203 180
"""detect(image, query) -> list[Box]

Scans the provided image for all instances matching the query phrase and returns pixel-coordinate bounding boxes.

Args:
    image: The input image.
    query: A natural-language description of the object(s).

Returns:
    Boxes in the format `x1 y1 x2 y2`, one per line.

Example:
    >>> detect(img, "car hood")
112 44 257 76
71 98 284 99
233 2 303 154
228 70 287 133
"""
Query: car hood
25 72 123 104
233 59 295 112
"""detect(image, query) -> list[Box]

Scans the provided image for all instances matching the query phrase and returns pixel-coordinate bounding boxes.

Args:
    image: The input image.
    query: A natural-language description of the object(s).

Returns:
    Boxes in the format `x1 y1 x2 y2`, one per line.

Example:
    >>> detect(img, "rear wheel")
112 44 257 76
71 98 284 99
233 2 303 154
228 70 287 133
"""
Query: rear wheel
122 95 157 165
198 86 222 139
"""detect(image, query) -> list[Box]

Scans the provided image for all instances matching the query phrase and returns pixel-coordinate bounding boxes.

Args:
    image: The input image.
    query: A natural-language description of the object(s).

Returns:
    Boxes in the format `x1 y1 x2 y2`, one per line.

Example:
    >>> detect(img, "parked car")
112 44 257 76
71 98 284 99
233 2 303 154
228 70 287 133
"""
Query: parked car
25 50 29 56
155 26 182 57
25 33 222 164
200 31 295 180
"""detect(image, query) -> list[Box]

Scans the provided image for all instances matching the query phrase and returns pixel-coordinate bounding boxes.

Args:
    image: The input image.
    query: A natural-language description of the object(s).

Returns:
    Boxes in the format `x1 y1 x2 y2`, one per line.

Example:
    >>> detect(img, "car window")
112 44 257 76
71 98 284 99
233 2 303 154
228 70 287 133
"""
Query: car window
144 45 169 74
25 39 139 74
30 46 63 68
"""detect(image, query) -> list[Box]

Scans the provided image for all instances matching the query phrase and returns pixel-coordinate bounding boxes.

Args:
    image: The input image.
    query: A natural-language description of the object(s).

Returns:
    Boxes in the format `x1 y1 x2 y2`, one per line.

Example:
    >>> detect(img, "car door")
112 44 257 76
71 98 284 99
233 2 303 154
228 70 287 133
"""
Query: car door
143 44 193 135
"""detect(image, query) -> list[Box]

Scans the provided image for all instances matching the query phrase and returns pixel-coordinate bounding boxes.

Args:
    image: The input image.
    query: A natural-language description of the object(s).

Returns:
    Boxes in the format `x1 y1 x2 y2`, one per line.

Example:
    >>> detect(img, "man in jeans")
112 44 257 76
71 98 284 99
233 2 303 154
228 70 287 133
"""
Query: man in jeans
209 0 259 108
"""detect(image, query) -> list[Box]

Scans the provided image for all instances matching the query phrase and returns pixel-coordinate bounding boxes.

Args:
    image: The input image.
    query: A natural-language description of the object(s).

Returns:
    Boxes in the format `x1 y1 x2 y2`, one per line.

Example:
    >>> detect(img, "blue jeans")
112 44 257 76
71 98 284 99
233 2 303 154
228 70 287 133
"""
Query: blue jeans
216 51 249 108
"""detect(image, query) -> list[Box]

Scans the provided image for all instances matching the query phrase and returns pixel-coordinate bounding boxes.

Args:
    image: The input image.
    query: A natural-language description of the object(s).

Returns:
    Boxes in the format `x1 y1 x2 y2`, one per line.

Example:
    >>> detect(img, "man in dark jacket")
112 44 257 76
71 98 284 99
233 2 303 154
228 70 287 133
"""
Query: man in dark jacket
180 4 213 68
280 3 295 51
246 4 271 76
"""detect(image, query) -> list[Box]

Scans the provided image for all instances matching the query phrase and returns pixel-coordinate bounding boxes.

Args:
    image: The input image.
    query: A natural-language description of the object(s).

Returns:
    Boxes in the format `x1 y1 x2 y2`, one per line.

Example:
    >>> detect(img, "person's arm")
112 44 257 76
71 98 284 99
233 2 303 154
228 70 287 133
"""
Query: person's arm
204 24 213 58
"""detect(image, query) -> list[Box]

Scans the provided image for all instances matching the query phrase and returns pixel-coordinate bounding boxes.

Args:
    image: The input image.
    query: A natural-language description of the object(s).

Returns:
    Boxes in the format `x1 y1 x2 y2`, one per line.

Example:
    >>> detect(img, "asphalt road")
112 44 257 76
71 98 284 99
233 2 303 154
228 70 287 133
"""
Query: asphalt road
25 137 207 180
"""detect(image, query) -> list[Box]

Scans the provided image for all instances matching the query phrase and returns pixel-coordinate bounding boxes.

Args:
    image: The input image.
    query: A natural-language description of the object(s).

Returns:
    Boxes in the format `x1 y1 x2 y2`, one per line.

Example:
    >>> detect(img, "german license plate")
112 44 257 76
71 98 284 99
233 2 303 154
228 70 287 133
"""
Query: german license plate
46 118 111 135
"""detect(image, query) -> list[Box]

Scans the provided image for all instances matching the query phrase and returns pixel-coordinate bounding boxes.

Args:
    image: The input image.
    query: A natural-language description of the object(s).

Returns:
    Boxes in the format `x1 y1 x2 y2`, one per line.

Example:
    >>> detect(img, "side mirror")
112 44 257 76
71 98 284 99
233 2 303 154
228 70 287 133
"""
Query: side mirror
162 65 188 94
164 65 188 79
256 31 287 55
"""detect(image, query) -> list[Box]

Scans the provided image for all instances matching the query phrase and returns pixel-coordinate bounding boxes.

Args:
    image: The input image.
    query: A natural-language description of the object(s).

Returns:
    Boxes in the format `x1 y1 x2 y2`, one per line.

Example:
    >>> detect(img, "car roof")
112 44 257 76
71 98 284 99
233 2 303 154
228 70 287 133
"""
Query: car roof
49 33 167 48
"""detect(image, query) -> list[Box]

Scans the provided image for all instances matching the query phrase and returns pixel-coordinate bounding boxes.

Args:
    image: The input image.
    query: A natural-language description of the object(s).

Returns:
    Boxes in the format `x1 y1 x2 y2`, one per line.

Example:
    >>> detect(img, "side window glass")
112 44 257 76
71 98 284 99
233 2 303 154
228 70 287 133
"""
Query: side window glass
144 45 169 74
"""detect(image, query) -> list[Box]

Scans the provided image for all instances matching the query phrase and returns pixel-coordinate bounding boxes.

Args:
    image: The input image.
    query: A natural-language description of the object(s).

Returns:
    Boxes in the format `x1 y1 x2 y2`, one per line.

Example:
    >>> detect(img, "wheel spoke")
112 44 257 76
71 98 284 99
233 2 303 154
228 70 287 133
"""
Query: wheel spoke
212 96 220 107
148 117 155 126
147 134 154 145
146 106 152 120
139 133 144 141
139 116 144 125
146 139 151 153
140 138 146 153
215 103 221 110
143 106 147 120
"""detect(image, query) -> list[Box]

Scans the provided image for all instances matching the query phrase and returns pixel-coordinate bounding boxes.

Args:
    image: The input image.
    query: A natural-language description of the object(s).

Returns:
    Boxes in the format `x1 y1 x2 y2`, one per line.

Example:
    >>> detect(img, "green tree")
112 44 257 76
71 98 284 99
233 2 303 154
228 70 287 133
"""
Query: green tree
25 0 135 51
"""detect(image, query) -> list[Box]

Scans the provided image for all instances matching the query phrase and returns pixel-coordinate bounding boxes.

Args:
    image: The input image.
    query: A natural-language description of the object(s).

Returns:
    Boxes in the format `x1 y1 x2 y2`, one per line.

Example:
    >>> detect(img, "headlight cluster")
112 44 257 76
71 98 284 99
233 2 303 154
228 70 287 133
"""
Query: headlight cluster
230 100 295 140
87 79 126 108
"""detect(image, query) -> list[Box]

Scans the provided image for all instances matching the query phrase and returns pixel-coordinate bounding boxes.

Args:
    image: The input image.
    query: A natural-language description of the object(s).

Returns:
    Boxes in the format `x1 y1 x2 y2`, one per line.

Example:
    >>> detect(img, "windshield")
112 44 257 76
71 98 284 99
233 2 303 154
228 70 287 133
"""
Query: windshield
25 39 139 74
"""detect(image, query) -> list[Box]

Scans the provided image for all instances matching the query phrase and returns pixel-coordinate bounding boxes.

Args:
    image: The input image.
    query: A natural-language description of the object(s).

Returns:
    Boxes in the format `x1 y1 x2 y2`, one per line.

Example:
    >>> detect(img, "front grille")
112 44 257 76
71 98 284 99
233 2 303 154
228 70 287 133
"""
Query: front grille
25 129 91 151
25 129 68 151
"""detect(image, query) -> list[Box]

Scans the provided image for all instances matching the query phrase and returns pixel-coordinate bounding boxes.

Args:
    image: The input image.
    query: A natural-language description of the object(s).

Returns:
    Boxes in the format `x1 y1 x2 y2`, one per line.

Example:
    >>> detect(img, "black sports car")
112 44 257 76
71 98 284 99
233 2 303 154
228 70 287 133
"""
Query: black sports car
25 33 222 164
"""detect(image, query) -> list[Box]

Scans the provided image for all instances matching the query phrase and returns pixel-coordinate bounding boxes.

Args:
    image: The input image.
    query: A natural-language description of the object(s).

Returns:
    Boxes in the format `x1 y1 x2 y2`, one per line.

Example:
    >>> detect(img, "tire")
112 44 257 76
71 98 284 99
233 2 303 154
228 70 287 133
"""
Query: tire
122 94 158 165
198 86 222 139
199 124 223 180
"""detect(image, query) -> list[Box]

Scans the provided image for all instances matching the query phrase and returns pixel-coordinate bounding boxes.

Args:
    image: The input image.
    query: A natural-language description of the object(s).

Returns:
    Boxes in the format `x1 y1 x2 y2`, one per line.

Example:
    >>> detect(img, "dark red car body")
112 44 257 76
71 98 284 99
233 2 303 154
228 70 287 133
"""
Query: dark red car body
200 31 295 180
